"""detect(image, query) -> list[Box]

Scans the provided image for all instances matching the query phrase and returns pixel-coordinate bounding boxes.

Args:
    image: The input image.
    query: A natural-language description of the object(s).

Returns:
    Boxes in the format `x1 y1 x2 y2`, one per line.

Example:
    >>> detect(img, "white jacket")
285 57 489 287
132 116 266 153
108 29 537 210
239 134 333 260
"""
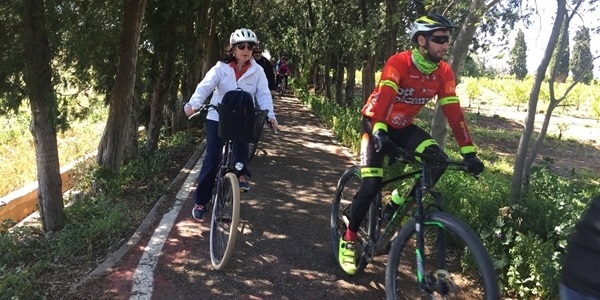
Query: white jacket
187 59 276 122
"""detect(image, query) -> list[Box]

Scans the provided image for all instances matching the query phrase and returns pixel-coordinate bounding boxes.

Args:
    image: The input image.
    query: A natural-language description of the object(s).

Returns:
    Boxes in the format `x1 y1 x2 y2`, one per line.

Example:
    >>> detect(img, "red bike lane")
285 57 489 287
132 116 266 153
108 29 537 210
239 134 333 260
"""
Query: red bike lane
72 95 388 300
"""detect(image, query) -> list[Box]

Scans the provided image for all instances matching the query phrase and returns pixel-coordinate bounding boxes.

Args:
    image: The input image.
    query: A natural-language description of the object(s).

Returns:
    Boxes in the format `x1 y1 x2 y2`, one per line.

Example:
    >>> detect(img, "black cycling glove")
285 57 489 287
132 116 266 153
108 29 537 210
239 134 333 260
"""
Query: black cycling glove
463 152 485 175
373 129 400 165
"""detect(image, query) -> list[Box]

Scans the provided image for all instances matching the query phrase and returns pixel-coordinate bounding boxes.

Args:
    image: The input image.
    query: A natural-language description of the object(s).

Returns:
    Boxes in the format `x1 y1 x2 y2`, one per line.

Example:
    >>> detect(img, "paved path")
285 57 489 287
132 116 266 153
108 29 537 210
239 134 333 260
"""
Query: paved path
73 95 389 299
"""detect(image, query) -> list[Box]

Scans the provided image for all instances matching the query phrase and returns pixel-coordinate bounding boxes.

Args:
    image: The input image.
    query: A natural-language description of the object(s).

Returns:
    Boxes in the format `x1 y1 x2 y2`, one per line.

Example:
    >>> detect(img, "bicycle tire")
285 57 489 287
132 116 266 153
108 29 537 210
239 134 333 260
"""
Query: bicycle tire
209 172 241 270
331 166 379 275
385 211 500 299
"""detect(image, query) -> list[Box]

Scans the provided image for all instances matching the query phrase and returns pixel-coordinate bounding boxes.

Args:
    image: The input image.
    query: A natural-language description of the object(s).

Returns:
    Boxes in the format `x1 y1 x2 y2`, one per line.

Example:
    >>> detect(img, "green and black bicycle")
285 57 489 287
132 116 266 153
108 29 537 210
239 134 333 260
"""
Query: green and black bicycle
330 148 500 299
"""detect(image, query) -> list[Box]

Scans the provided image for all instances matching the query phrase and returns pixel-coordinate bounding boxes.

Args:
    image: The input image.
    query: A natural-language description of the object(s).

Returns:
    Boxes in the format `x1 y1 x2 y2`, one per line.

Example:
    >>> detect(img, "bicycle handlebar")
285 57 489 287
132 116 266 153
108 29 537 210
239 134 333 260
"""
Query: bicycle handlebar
390 145 477 177
187 103 217 120
188 104 277 134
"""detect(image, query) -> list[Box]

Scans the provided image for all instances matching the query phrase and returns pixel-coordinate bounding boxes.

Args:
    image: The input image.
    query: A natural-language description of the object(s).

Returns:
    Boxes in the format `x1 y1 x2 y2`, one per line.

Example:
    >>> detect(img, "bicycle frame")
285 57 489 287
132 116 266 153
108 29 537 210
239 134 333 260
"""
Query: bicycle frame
211 140 237 207
361 153 465 264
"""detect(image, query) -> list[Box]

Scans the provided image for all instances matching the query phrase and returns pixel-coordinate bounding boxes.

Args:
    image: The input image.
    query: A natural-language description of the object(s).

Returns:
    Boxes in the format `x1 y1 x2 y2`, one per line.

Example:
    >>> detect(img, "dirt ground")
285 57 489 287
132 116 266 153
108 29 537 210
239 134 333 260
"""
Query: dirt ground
464 104 600 176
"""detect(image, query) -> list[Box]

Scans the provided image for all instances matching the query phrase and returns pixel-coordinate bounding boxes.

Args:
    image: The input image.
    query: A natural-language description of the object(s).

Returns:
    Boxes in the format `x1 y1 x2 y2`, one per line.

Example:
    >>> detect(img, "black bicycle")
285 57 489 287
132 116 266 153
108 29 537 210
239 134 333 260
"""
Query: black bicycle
331 148 500 299
189 104 244 270
277 74 288 95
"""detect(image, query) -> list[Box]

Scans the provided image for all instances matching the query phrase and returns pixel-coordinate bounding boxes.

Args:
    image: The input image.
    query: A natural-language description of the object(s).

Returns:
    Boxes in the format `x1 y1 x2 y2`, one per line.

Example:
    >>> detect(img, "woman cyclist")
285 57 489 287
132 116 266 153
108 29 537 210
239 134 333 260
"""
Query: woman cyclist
183 28 278 221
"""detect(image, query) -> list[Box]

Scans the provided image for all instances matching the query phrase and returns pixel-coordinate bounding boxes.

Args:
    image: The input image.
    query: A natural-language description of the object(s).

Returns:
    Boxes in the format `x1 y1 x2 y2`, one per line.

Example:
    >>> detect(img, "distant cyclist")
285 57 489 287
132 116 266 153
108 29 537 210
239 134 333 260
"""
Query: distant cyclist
276 58 291 93
253 45 277 94
336 14 484 275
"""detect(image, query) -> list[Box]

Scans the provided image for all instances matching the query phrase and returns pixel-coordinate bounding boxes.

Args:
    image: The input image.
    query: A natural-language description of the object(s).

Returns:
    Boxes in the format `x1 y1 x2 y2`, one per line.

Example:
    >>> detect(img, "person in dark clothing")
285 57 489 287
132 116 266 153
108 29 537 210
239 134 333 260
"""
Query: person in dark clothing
560 194 600 300
253 46 277 93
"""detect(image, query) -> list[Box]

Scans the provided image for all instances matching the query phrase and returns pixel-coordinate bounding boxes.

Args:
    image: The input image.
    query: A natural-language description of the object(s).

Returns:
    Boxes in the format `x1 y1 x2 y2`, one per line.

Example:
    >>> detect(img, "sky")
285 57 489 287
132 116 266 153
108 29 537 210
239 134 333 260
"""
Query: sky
524 2 599 77
485 1 600 78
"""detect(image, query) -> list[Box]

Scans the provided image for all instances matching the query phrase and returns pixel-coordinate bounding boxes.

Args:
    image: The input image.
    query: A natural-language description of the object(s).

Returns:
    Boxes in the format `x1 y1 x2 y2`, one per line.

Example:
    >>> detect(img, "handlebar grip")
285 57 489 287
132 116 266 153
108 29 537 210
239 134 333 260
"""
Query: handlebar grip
187 104 210 120
188 110 202 120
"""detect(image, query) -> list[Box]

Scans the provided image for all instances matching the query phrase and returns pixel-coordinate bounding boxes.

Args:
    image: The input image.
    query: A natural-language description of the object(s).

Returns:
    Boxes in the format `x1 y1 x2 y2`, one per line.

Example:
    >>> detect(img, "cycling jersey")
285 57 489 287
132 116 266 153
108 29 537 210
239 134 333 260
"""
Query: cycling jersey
361 50 474 152
277 64 291 76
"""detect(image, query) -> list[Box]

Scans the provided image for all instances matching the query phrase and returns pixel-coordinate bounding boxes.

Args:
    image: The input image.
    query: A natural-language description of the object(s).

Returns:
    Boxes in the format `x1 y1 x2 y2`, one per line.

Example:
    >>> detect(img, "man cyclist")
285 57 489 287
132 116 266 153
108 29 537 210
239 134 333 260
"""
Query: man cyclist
337 14 485 275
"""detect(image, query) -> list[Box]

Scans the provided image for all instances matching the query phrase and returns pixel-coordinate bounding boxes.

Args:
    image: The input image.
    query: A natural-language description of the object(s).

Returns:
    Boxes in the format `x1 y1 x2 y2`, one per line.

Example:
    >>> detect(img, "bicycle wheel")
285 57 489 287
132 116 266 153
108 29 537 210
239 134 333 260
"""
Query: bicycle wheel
209 172 241 270
331 166 380 275
385 211 500 299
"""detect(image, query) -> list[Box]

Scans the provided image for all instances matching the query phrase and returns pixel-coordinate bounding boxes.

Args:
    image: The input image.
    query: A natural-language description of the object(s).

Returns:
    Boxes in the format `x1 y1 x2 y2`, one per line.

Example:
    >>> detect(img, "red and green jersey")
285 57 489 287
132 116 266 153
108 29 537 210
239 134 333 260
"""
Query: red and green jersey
361 50 474 151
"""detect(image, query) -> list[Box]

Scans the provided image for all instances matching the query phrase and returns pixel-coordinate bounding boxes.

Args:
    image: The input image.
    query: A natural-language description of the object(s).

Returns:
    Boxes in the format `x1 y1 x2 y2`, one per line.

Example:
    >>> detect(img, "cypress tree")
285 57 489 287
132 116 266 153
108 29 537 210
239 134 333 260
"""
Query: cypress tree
509 29 528 80
571 26 594 84
550 21 570 83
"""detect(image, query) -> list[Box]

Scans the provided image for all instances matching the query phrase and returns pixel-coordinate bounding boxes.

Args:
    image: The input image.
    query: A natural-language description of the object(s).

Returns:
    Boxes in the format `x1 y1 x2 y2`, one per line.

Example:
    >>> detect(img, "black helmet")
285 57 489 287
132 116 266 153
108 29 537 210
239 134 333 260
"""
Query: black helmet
409 14 458 42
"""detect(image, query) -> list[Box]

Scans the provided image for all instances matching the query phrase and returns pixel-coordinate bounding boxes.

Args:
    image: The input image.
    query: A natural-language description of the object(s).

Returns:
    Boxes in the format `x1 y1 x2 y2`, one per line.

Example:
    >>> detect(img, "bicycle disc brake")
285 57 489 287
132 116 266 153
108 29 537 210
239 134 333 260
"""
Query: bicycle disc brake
427 269 458 296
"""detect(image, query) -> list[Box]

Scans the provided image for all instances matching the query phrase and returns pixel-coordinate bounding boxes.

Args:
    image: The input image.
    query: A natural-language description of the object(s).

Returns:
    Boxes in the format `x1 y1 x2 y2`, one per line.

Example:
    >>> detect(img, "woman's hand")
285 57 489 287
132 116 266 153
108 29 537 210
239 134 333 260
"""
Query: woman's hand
269 118 279 132
184 103 196 117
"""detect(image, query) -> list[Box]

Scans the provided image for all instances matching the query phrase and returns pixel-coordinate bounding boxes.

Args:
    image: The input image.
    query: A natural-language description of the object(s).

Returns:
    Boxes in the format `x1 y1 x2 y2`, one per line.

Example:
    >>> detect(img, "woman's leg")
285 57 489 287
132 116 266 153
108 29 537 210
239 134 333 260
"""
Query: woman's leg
193 120 224 206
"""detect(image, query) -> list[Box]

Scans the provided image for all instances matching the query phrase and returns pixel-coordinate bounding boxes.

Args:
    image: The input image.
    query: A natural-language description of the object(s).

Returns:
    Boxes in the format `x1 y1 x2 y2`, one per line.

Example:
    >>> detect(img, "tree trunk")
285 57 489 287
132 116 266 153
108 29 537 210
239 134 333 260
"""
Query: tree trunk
97 0 147 173
523 101 558 179
523 1 585 187
146 48 176 152
145 7 177 153
335 54 344 105
324 49 332 100
22 0 65 232
430 0 498 148
510 0 566 203
384 0 398 58
362 54 378 103
344 56 356 107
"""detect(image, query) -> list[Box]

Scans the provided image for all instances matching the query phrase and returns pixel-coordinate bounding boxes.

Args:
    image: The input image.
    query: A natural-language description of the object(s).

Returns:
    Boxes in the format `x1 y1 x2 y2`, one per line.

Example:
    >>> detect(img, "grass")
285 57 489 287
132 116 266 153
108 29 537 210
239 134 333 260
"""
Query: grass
0 105 108 197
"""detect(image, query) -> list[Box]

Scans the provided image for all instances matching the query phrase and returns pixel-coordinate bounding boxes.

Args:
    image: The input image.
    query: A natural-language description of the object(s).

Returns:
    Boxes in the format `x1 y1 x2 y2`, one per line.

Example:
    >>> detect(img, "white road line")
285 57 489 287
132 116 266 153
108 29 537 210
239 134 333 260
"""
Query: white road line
129 155 203 300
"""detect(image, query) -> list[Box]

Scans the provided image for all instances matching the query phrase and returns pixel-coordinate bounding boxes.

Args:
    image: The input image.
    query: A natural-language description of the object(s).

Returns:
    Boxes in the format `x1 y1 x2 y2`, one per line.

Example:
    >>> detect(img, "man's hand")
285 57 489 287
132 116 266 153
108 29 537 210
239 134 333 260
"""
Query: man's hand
463 153 485 175
373 130 400 165
372 129 388 153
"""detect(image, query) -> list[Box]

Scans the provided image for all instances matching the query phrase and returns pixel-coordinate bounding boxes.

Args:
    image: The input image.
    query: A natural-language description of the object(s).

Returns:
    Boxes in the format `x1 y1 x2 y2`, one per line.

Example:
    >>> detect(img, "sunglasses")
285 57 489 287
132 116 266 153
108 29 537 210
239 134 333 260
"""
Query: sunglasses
253 51 262 55
429 35 450 45
234 43 255 51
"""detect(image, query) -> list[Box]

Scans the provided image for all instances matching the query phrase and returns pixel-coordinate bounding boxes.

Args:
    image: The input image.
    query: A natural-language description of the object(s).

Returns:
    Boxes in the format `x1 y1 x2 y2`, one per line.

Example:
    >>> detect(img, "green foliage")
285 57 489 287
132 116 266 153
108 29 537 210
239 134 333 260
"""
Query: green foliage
460 55 484 78
571 26 594 84
460 77 482 108
509 29 528 80
549 20 570 82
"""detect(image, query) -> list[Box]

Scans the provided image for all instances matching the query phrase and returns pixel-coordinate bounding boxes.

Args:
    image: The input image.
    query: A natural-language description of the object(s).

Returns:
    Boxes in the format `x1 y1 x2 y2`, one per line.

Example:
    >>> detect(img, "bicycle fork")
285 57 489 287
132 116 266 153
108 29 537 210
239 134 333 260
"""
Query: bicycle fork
413 167 448 293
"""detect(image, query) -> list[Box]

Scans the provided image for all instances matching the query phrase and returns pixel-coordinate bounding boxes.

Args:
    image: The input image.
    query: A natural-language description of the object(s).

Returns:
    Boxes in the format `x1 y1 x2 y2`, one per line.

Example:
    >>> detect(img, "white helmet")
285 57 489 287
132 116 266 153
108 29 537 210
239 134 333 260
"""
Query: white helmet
230 28 258 45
